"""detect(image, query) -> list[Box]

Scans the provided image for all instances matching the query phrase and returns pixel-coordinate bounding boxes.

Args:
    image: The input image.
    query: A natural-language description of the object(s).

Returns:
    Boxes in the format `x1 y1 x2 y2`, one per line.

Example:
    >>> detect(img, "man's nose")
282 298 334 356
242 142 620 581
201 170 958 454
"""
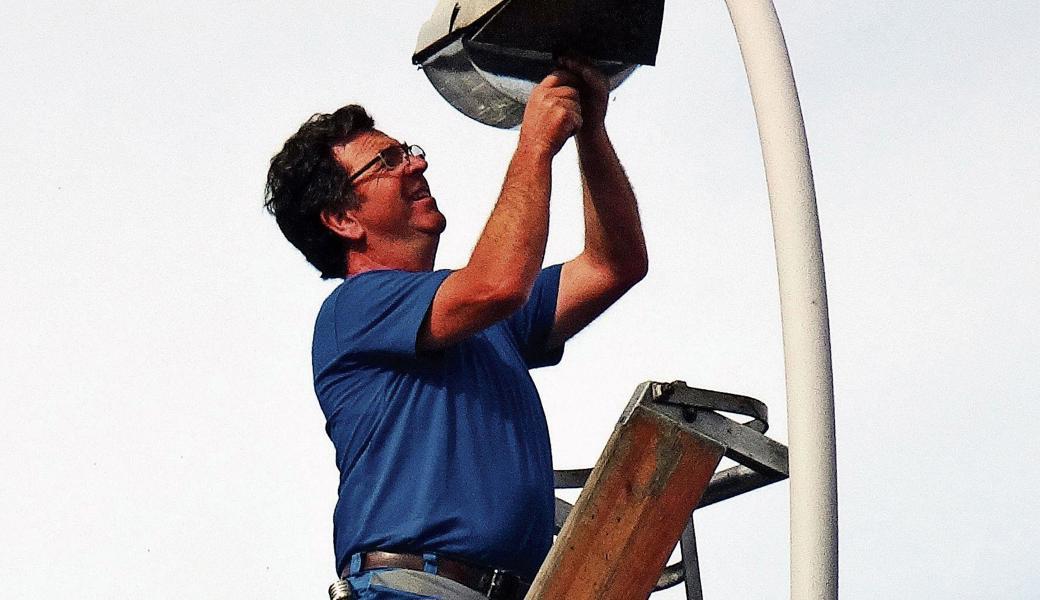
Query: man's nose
404 154 428 175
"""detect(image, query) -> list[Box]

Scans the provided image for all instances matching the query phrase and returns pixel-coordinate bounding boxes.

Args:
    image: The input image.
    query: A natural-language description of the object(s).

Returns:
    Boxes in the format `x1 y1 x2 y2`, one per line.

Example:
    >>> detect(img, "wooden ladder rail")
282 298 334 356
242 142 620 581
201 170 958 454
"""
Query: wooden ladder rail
530 381 789 600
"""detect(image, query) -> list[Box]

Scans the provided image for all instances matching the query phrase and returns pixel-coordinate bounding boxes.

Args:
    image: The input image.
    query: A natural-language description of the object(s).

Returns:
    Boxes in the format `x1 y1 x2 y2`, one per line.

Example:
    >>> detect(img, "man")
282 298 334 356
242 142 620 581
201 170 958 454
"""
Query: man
265 58 647 600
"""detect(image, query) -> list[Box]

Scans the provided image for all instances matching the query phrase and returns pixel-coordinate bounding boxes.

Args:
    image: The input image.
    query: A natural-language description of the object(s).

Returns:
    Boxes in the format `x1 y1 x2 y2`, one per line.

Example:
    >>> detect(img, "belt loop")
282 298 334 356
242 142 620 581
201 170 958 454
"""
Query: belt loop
349 553 363 576
422 552 438 575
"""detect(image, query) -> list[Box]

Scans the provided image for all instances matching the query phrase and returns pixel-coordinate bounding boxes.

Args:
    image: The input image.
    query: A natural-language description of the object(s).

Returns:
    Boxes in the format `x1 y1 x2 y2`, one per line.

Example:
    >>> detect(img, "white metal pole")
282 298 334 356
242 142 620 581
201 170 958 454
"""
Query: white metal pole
722 1 838 598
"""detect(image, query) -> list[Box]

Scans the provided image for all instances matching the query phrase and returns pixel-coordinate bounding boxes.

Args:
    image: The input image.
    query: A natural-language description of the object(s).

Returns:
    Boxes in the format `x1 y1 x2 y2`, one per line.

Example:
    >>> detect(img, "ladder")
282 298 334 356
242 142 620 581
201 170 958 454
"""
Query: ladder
531 381 789 599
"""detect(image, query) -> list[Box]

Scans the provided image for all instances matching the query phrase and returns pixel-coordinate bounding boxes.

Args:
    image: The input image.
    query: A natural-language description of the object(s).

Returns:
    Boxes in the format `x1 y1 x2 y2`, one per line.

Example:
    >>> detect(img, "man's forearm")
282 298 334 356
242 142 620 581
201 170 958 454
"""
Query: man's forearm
466 145 553 300
576 127 648 281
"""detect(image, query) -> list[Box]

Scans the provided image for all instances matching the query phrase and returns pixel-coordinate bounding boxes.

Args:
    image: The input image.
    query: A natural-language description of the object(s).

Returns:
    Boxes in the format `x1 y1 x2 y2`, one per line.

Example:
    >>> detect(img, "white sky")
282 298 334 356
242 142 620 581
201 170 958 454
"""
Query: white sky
2 1 1038 598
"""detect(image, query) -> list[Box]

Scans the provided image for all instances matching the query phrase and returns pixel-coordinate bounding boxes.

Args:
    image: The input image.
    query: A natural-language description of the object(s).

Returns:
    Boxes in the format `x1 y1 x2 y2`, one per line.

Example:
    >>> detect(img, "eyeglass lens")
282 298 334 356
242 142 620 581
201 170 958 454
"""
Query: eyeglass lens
380 146 406 169
381 144 424 170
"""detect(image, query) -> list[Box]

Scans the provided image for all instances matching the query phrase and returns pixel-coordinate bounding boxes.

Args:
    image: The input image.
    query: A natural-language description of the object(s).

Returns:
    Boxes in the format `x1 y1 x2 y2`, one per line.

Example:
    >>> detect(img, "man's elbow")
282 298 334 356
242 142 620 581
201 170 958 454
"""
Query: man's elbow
616 252 648 290
479 276 533 319
451 263 536 321
630 254 650 285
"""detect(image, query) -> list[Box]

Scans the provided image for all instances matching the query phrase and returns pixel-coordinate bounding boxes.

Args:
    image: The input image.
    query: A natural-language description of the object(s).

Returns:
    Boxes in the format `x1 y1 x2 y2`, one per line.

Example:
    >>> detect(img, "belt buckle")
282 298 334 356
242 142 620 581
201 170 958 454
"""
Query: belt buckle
485 569 509 600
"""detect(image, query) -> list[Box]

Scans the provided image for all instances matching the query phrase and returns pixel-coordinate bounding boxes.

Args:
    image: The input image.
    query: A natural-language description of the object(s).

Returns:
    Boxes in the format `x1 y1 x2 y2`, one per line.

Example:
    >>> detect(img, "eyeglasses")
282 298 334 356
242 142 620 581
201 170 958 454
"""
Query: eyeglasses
347 142 426 183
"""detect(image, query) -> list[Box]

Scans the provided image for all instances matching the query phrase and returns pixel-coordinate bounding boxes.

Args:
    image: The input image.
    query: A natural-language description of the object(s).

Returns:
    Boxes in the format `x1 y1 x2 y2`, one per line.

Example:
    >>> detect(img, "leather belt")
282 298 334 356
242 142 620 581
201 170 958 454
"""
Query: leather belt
344 551 531 600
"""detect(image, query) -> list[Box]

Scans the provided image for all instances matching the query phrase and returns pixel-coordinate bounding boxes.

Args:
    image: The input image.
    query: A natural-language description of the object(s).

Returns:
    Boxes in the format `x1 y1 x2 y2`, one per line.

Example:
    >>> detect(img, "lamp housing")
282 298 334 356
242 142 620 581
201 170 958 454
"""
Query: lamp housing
413 0 666 129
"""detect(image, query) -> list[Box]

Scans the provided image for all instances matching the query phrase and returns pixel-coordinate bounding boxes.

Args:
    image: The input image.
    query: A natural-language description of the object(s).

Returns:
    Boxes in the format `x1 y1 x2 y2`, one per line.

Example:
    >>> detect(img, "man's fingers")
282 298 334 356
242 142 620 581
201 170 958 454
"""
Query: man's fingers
569 112 584 134
558 99 583 135
545 85 580 103
558 56 608 90
520 69 586 156
555 56 609 128
541 69 580 89
555 98 581 118
531 78 581 111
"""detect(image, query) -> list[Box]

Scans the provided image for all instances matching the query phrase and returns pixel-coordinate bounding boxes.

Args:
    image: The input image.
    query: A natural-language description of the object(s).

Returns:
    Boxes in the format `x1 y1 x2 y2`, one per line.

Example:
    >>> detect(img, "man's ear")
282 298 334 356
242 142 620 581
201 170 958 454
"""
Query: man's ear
320 209 365 242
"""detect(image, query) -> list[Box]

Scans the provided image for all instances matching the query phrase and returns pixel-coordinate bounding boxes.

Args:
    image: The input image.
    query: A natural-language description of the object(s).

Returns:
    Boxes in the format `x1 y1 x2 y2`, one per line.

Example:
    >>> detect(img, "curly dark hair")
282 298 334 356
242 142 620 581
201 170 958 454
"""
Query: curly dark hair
265 104 375 279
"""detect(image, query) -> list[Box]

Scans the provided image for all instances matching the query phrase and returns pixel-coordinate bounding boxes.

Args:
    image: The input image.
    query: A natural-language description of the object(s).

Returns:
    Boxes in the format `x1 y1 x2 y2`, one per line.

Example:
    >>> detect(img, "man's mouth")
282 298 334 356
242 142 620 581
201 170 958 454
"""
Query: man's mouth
408 187 433 202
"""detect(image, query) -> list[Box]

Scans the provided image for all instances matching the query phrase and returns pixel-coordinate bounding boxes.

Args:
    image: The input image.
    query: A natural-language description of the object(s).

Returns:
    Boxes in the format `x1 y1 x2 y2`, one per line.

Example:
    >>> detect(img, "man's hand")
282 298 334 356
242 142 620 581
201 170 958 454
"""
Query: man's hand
518 70 583 158
559 56 610 134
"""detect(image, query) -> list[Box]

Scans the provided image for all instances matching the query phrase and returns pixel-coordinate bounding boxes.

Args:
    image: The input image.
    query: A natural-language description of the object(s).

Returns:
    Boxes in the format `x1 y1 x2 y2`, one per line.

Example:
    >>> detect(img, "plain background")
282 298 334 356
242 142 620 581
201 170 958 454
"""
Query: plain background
2 1 1037 598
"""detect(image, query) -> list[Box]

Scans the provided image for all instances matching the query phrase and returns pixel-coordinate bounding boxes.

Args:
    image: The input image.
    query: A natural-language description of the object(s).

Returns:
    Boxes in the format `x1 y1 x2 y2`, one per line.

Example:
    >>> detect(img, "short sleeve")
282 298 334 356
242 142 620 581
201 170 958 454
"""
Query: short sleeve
321 269 452 359
506 264 564 368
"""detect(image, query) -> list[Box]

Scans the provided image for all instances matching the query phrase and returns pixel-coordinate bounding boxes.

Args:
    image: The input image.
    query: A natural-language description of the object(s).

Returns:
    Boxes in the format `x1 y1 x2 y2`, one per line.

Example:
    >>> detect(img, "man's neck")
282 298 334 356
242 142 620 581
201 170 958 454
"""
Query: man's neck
346 242 437 276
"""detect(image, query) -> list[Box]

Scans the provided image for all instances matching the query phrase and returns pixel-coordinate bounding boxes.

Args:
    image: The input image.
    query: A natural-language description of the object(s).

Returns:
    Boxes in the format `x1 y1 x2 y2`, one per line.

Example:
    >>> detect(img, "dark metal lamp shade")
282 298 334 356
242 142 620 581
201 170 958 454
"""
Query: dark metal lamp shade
413 0 665 129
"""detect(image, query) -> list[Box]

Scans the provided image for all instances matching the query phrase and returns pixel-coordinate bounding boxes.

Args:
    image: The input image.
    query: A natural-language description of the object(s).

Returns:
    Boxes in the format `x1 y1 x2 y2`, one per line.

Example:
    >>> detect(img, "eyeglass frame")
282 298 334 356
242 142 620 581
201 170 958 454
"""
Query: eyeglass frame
346 142 426 183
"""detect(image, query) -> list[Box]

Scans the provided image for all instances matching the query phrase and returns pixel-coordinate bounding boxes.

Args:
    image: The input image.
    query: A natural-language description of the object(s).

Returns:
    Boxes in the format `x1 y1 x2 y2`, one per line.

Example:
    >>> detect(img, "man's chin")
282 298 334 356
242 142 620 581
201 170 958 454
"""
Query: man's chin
415 214 447 236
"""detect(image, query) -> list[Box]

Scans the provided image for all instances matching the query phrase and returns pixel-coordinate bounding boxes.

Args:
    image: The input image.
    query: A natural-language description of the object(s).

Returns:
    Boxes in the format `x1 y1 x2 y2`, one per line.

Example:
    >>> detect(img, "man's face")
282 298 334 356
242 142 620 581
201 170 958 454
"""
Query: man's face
334 130 446 249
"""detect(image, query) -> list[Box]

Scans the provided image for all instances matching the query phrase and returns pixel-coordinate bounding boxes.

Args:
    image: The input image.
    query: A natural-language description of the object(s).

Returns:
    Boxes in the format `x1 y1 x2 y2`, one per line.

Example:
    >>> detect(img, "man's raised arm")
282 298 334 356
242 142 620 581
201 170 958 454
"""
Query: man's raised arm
419 71 584 350
549 58 649 348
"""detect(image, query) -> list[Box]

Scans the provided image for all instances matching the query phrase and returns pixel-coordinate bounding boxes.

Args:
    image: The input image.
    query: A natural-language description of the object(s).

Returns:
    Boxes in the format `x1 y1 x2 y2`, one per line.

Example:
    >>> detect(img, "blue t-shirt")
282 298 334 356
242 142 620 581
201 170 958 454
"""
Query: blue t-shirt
311 265 564 581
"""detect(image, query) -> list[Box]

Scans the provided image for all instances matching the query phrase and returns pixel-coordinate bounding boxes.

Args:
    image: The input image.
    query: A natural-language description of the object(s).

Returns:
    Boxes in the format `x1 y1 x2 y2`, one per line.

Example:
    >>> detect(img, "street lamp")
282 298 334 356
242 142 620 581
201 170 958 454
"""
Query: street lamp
412 0 665 128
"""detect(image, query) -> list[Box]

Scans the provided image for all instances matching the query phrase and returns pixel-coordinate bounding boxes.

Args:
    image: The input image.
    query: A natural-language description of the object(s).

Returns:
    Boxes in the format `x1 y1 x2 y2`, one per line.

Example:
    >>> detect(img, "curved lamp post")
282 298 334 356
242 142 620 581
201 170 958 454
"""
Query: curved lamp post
724 2 838 598
413 1 837 598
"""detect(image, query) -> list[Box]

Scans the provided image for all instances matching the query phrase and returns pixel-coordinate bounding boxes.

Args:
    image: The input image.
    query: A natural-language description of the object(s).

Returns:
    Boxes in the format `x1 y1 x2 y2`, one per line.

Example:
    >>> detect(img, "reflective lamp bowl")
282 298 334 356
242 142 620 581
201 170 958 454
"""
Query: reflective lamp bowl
413 0 665 129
